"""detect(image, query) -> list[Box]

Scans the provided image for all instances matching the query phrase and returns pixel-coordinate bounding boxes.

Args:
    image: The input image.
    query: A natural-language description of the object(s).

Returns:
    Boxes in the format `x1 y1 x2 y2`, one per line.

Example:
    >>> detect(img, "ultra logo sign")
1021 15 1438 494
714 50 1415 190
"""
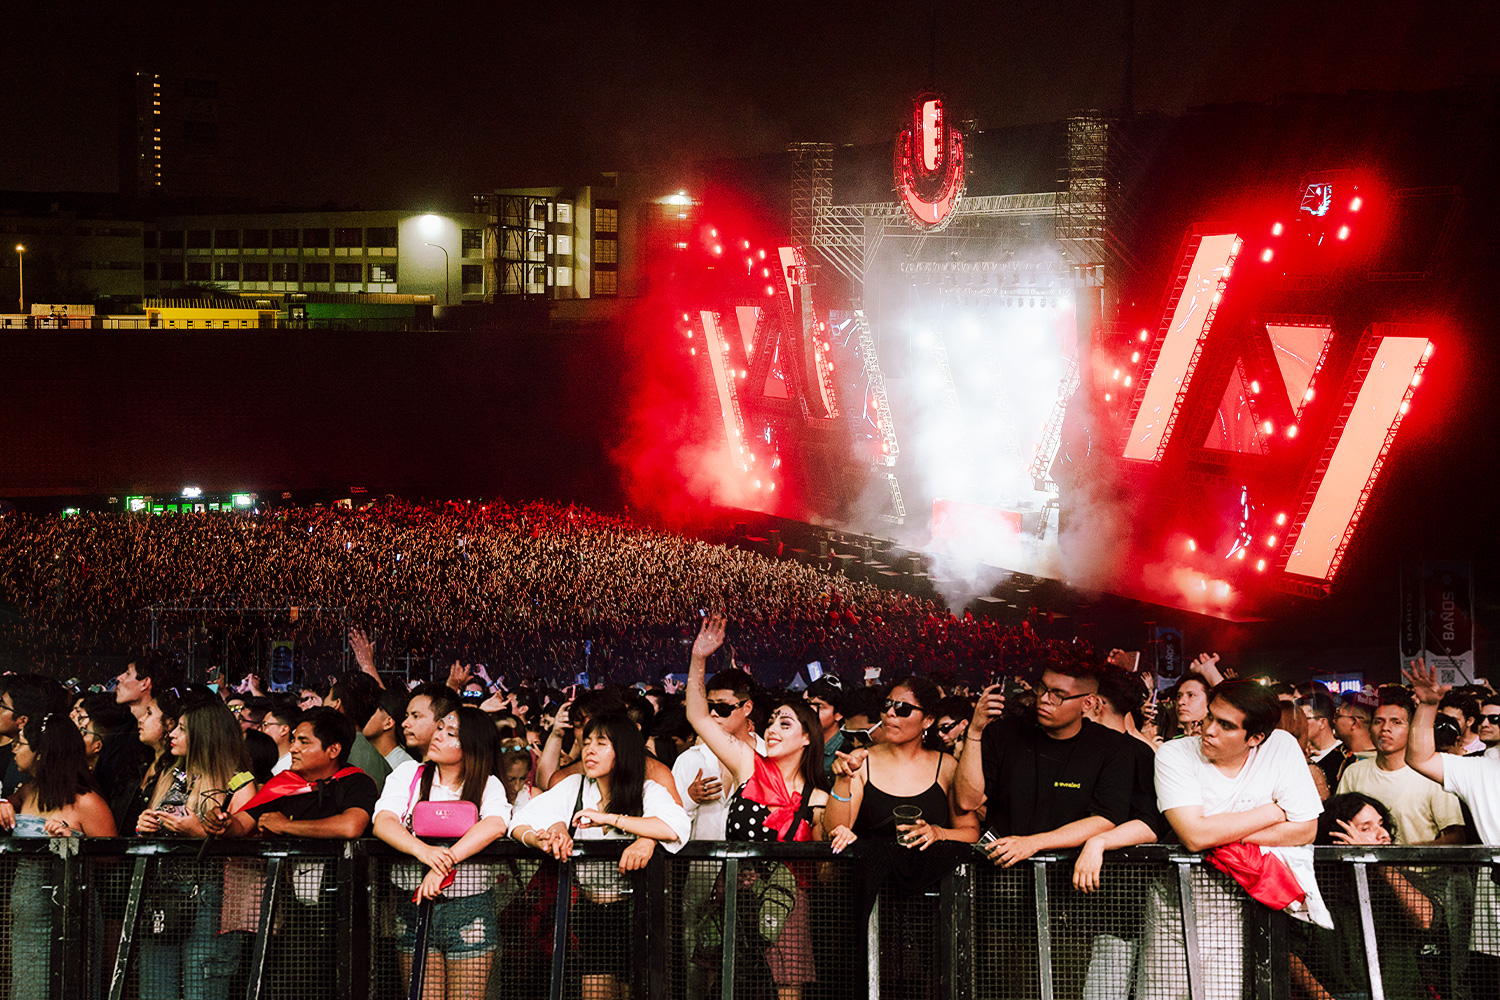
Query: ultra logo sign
894 94 965 231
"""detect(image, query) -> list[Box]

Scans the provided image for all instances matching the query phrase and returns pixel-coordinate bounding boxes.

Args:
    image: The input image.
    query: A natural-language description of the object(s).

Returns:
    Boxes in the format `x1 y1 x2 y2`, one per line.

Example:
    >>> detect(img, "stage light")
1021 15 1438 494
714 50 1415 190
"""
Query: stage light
182 486 202 498
682 313 690 322
1256 559 1266 572
1139 330 1149 341
1267 535 1278 547
1304 388 1315 401
1272 222 1283 236
1261 248 1274 263
743 240 751 249
1350 197 1362 211
1123 375 1132 387
1286 425 1298 438
690 347 696 355
710 229 718 237
1400 401 1410 414
1187 539 1197 552
713 245 723 255
1104 393 1112 402
765 285 775 296
1263 420 1274 434
1250 380 1260 394
685 330 692 338
769 482 776 490
1112 369 1120 380
1131 352 1140 363
1337 226 1349 240
1237 548 1247 560
1275 512 1287 526
762 268 770 277
759 249 766 259
1424 344 1435 359
1411 373 1422 386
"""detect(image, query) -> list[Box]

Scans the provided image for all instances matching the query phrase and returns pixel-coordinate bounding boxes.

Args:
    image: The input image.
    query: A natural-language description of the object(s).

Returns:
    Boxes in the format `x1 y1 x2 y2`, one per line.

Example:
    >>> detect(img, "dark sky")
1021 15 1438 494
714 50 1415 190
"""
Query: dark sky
3 1 1495 208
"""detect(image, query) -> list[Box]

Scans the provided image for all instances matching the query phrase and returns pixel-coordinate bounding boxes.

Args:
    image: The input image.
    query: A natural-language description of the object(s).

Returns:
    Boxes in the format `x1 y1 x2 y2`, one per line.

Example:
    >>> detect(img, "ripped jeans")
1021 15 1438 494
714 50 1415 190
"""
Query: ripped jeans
394 892 498 956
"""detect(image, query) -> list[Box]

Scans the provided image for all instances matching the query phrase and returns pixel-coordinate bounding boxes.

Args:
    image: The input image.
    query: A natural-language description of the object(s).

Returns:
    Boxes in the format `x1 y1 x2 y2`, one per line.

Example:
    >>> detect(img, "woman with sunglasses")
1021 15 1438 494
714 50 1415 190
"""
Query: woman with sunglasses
135 697 258 1000
2 713 117 1000
824 676 979 848
685 615 853 999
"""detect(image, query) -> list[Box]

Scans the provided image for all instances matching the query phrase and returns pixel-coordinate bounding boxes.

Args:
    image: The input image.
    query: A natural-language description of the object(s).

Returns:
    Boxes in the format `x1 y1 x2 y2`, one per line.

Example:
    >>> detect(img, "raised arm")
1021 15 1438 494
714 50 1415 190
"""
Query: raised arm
953 683 1004 813
1403 657 1448 786
684 614 755 787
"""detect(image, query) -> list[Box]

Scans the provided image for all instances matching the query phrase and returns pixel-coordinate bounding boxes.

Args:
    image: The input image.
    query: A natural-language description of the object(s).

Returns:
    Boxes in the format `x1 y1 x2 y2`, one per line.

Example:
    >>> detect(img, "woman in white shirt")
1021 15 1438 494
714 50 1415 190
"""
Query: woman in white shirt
510 710 691 1000
373 706 511 1000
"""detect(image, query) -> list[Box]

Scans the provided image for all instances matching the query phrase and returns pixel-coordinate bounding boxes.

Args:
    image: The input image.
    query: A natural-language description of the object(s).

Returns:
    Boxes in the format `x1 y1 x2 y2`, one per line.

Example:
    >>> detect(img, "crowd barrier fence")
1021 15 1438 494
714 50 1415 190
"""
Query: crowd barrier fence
0 837 1495 1000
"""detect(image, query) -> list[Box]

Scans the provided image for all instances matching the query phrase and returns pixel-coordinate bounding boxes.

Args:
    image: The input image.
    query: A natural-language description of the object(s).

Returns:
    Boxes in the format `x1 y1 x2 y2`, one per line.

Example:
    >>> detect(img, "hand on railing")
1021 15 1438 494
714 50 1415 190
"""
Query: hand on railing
828 824 857 854
0 800 13 832
619 838 656 872
413 843 457 877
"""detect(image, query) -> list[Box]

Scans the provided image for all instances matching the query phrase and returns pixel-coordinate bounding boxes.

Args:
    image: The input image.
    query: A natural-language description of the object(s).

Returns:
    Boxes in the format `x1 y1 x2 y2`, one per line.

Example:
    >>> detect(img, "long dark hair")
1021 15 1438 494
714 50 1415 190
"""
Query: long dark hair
1318 792 1398 844
774 698 829 793
582 711 646 818
141 688 182 804
419 706 499 807
21 714 98 813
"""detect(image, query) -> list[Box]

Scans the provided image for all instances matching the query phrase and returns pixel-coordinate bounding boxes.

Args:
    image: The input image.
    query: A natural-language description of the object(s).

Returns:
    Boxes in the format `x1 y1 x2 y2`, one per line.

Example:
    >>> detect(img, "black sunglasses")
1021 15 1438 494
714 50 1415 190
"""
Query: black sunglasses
707 700 742 718
883 699 920 718
936 718 965 735
1482 714 1500 726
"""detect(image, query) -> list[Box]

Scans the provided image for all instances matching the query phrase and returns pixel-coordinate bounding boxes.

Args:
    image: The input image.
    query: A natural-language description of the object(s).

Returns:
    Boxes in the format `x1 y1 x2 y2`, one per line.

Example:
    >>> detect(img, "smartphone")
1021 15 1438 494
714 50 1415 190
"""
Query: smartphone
973 830 999 854
1001 676 1026 701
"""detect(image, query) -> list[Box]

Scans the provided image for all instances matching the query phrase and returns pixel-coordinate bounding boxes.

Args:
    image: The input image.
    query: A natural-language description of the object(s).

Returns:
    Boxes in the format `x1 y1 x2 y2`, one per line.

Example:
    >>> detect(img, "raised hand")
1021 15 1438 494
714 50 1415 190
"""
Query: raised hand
447 659 473 691
349 627 377 674
1403 657 1447 706
691 614 726 660
970 683 1006 735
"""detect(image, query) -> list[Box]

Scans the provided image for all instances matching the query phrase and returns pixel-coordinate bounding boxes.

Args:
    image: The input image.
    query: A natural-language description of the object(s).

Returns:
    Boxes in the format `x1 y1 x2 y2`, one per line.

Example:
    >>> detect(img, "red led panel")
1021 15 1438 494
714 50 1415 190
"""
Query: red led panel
1284 334 1431 581
733 306 762 359
1202 365 1268 454
699 310 746 455
1266 322 1332 420
1123 232 1240 461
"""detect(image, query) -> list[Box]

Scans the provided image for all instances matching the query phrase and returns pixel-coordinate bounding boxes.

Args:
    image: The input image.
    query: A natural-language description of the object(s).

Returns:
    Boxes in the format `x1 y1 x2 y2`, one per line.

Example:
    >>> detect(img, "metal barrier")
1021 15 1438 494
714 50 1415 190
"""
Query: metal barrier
2 838 1498 999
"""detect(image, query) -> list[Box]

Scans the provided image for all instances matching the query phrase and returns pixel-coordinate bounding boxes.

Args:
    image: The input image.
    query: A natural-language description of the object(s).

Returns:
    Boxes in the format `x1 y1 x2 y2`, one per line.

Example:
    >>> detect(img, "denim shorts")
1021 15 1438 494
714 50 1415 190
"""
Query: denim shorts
394 892 498 957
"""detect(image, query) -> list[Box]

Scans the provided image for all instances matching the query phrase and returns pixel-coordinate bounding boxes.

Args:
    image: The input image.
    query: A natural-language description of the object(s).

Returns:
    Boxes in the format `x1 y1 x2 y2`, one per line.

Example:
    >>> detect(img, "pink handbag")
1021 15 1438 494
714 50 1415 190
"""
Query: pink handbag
412 799 479 838
404 765 480 838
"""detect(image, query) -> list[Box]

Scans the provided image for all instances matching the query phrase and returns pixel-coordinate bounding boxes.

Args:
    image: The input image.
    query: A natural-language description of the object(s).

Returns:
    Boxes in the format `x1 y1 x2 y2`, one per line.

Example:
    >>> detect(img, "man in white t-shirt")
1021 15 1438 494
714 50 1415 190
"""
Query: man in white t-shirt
1138 680 1327 1000
1405 659 1500 987
1337 688 1464 845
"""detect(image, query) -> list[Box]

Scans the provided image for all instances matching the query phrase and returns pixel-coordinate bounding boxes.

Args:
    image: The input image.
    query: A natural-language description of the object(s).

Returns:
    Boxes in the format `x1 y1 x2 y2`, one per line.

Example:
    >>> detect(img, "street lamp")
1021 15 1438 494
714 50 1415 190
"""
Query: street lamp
423 242 449 305
14 244 24 315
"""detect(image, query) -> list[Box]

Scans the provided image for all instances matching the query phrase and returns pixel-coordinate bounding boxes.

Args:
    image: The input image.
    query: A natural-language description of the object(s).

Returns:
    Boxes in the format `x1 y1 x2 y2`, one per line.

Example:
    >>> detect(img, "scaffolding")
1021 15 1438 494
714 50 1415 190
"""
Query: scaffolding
789 143 834 250
495 194 552 298
1057 114 1144 277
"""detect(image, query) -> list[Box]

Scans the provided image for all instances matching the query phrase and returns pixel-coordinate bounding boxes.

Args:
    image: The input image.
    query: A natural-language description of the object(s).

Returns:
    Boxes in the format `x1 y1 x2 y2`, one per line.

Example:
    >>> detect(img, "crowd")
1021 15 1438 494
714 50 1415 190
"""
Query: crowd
1 501 1498 999
0 619 1496 1000
0 501 1059 682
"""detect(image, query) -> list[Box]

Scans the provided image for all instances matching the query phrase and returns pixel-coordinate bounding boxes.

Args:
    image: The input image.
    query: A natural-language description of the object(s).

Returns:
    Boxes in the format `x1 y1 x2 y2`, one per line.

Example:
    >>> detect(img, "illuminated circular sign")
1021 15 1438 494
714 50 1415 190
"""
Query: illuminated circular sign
894 93 965 231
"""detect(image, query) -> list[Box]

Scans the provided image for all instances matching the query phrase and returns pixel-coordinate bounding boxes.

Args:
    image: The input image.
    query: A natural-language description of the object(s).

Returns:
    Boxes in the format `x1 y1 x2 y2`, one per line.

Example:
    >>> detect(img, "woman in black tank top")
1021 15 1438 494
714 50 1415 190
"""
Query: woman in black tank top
825 676 979 848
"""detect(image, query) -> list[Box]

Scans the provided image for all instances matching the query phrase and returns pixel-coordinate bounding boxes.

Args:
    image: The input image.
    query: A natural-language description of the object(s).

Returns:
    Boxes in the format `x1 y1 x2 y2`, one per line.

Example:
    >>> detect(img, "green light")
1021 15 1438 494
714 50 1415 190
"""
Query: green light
126 496 146 512
233 494 253 508
62 508 79 516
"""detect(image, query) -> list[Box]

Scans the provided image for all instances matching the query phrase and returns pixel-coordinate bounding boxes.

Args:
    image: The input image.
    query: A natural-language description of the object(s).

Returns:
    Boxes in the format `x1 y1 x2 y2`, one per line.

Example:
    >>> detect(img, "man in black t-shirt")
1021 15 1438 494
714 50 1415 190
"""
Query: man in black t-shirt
232 707 378 998
954 658 1134 998
954 663 1132 862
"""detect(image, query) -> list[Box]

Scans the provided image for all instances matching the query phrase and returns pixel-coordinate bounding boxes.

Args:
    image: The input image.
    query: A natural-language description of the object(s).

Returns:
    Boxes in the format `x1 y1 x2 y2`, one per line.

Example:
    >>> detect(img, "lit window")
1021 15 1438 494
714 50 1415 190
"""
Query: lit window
594 270 617 296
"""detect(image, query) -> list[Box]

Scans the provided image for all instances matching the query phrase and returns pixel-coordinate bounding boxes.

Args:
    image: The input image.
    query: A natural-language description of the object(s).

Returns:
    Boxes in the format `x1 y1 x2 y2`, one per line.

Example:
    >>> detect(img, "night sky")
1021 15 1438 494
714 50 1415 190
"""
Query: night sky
3 2 1495 208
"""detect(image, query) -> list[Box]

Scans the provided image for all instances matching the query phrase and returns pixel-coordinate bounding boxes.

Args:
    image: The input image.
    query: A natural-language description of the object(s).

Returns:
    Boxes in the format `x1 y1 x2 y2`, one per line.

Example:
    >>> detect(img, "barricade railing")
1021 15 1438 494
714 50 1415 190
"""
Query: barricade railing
3 837 1498 1000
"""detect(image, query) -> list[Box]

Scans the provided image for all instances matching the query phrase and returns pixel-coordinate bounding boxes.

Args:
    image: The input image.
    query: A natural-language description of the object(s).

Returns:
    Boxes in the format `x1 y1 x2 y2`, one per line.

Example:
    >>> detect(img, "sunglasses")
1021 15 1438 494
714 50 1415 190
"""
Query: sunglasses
936 719 965 735
1482 714 1500 726
707 701 743 718
883 699 920 718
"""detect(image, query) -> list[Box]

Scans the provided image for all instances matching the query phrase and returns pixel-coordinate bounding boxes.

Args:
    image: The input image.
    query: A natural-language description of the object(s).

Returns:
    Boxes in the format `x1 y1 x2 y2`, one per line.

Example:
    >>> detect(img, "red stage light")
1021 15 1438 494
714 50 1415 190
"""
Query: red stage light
1104 393 1112 402
1275 513 1287 526
1286 425 1298 438
762 268 769 278
1131 352 1141 363
765 285 775 296
1187 539 1197 552
1256 559 1266 572
758 250 766 259
713 245 723 255
743 240 751 249
1350 197 1362 211
1267 535 1278 547
1337 226 1349 240
1123 375 1132 387
1237 548 1247 560
1261 248 1274 263
1250 380 1260 394
1272 222 1283 236
710 229 717 238
1112 369 1120 380
685 330 693 338
1139 330 1149 341
1262 420 1274 434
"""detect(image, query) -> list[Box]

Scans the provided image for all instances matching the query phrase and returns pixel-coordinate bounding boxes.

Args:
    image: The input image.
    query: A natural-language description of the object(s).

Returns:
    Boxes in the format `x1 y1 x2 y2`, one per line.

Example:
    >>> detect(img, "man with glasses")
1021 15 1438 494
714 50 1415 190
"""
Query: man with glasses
259 699 298 774
671 667 761 840
1441 690 1486 755
1476 697 1500 754
1334 691 1377 776
955 659 1132 867
1300 691 1346 793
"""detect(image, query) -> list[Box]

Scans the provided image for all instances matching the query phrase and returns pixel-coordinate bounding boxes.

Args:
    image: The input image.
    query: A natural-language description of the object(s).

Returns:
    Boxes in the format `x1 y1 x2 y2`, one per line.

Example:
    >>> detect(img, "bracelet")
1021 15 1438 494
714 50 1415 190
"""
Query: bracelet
521 829 538 848
829 791 852 802
965 734 984 742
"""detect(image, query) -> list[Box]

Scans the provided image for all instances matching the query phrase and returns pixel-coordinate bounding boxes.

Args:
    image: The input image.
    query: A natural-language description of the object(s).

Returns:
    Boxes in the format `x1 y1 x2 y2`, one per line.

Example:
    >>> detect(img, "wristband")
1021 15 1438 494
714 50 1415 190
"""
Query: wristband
829 791 852 802
966 734 984 742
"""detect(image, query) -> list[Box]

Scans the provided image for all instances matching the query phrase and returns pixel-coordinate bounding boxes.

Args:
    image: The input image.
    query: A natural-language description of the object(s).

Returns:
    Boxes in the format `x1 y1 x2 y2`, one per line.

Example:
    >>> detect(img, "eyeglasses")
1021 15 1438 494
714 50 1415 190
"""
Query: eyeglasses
1482 714 1500 726
0 701 14 715
936 719 965 735
883 699 920 718
1035 686 1090 704
707 701 743 718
